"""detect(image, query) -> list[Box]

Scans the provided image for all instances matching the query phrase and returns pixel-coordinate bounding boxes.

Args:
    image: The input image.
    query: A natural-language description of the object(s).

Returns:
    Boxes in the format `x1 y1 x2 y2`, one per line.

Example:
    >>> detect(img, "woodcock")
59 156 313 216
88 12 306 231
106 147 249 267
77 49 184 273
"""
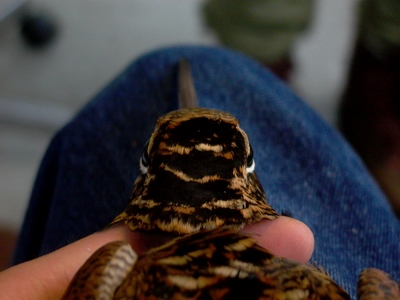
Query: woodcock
62 60 400 300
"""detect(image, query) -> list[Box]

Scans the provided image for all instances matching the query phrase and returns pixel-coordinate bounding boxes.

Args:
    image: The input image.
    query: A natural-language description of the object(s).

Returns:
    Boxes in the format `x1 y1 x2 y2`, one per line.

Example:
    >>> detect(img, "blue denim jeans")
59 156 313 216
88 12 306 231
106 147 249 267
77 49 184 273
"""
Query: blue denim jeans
13 46 399 299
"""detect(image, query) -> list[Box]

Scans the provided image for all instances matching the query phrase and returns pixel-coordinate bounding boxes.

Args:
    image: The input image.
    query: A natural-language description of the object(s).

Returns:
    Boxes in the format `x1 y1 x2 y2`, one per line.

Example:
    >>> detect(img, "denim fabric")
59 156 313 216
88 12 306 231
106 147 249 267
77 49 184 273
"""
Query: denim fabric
13 46 399 299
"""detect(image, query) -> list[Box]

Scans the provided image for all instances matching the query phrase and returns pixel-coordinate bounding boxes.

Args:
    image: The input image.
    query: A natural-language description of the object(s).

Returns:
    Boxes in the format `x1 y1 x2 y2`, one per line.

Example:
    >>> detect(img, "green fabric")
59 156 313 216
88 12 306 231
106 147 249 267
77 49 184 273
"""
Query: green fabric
359 0 400 58
203 0 400 62
203 0 314 62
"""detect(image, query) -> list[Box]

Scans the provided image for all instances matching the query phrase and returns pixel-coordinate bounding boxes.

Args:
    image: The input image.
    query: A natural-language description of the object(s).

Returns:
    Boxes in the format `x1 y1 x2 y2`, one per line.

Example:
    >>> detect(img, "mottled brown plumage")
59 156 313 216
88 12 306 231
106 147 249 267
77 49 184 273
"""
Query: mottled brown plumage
110 107 278 235
63 241 137 299
64 228 350 300
62 60 399 300
357 268 400 300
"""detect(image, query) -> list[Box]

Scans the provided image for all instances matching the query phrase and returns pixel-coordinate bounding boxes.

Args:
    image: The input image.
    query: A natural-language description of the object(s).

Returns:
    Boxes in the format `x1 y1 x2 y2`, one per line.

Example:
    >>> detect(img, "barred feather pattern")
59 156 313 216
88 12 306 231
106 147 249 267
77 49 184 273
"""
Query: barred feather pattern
114 228 351 300
63 241 137 299
62 61 399 299
63 228 351 300
110 108 279 235
357 268 400 300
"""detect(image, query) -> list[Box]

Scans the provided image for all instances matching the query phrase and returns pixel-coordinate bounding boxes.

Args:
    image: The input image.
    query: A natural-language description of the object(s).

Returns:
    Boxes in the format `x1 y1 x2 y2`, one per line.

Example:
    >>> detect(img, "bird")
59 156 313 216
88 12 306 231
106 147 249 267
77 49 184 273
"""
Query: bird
62 60 399 300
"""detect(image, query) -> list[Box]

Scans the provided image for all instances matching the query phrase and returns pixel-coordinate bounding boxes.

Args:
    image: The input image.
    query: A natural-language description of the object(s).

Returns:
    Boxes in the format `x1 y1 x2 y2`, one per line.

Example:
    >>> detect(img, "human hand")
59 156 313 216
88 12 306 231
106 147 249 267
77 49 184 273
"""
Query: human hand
0 217 314 300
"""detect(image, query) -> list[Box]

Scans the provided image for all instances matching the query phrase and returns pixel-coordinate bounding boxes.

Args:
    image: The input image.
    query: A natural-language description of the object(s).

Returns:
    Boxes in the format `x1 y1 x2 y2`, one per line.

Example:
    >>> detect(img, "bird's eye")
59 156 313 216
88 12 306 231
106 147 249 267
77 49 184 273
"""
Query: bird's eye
246 144 255 173
140 140 150 174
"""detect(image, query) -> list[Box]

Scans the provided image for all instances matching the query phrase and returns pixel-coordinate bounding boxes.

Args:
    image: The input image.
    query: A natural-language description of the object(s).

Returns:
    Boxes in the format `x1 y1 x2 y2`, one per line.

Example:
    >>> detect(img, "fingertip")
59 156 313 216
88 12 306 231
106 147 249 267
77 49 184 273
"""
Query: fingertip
241 216 314 263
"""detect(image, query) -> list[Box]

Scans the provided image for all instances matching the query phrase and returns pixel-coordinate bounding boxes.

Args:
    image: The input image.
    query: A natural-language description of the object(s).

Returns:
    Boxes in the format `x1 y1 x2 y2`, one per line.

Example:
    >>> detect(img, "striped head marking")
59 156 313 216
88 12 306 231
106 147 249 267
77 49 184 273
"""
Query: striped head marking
111 108 278 235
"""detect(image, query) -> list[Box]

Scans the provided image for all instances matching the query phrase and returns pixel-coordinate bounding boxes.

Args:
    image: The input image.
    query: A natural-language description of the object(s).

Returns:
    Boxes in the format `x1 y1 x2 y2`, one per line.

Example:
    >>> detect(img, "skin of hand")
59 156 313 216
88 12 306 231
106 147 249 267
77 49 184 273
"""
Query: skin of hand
0 217 314 300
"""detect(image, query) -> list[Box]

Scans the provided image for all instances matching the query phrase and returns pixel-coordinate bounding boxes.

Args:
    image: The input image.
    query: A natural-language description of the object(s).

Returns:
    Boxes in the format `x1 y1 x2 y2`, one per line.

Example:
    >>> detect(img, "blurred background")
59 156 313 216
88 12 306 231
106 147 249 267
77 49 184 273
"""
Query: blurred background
0 0 358 268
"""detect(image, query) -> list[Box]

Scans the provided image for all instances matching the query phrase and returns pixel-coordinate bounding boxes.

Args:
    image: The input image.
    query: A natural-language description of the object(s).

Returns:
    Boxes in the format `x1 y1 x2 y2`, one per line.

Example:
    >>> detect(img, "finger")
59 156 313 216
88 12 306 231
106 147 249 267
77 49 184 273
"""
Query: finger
0 224 133 300
0 218 313 300
241 216 314 263
127 217 314 263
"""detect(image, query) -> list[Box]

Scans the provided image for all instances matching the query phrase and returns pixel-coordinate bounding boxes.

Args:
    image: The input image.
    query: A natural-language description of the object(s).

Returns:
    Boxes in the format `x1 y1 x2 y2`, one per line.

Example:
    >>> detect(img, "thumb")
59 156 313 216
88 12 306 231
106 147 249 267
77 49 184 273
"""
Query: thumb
0 218 314 300
0 225 133 300
242 216 315 263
